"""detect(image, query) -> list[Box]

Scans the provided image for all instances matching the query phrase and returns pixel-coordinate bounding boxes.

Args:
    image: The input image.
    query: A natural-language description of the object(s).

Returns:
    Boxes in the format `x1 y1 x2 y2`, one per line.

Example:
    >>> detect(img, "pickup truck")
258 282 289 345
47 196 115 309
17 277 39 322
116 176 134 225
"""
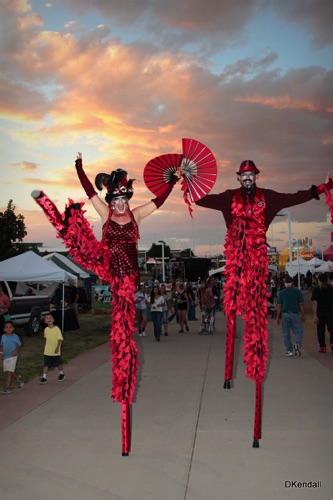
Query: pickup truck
1 280 51 336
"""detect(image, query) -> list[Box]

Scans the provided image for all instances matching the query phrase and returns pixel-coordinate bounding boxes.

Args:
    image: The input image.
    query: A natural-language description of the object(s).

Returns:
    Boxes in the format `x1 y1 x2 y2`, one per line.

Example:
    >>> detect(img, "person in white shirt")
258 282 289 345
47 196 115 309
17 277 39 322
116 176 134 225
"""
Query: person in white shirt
135 284 147 336
147 286 165 342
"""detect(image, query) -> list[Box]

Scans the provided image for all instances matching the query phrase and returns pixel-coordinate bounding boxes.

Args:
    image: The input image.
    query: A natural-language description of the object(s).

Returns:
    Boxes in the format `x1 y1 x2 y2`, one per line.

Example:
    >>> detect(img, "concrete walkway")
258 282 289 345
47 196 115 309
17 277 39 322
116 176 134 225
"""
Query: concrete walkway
0 311 332 500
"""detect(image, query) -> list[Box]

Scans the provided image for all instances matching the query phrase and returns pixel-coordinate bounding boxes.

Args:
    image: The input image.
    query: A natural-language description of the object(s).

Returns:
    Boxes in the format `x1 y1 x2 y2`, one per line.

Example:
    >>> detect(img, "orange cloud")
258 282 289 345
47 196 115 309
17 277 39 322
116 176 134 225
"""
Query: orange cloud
234 95 318 111
19 161 38 171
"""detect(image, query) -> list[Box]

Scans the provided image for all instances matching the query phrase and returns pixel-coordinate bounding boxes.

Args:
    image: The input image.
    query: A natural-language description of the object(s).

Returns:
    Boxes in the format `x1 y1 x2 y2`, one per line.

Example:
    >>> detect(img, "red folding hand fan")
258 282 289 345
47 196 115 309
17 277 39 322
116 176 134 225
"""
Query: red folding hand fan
143 153 183 197
143 139 217 217
181 138 217 202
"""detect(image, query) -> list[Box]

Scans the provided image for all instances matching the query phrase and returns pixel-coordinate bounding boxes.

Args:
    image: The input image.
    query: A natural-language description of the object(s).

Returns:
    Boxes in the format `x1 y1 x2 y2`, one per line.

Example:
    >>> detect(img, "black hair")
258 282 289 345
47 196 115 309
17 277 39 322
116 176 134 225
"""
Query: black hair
150 286 161 303
3 320 14 328
45 311 56 320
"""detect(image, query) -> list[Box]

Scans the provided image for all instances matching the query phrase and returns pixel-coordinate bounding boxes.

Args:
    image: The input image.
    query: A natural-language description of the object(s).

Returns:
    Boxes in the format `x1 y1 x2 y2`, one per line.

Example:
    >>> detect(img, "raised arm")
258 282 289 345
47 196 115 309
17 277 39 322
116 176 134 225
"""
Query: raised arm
75 153 109 223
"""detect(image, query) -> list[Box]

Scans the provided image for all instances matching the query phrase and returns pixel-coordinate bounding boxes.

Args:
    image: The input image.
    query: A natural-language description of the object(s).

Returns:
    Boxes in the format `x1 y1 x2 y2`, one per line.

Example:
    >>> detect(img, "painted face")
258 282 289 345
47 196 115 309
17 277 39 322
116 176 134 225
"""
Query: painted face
111 195 129 215
239 171 256 191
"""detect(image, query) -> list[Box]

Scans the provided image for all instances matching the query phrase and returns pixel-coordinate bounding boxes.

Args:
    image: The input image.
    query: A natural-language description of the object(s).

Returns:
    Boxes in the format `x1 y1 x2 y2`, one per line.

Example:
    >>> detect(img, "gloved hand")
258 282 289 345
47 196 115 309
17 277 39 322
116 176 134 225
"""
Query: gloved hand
75 153 97 199
316 177 333 196
152 175 178 208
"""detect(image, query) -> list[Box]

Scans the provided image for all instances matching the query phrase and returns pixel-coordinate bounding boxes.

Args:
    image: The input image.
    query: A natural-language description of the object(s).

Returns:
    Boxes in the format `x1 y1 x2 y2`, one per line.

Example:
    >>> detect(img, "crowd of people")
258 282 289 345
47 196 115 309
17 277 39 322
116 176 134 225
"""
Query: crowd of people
135 267 333 359
1 269 333 397
134 277 223 341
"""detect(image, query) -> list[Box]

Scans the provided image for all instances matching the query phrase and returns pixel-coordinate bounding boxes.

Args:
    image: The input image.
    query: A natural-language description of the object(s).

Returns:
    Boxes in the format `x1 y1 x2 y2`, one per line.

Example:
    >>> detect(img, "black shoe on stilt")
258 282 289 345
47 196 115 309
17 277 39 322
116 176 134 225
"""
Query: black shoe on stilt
224 379 231 389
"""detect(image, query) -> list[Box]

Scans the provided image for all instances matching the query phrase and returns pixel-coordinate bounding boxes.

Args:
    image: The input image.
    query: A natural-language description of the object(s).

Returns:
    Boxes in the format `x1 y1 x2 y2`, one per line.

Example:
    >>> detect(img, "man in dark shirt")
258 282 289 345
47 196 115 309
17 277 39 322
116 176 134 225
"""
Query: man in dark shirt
311 273 333 354
276 276 305 357
195 159 332 446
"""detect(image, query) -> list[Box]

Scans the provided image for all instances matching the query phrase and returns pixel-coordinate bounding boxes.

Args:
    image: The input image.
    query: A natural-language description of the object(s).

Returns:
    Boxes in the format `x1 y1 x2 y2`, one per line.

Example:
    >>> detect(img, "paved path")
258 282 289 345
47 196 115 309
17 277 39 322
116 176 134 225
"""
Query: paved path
0 311 332 500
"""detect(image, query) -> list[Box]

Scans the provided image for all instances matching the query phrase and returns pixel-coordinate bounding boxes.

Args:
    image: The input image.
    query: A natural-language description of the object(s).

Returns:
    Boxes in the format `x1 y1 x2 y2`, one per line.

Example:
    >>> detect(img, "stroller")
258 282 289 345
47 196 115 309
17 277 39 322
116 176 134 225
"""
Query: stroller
199 308 215 334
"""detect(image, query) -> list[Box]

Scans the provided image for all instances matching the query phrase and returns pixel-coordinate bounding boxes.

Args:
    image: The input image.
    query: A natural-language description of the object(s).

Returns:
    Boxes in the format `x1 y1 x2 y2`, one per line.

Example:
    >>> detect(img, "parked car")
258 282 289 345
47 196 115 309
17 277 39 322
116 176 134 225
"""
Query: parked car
1 280 51 336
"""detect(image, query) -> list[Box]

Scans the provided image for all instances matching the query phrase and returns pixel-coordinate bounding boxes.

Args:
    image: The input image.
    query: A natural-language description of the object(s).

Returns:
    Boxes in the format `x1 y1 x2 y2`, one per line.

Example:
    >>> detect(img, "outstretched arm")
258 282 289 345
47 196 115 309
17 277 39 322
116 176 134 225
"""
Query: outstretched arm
133 173 180 225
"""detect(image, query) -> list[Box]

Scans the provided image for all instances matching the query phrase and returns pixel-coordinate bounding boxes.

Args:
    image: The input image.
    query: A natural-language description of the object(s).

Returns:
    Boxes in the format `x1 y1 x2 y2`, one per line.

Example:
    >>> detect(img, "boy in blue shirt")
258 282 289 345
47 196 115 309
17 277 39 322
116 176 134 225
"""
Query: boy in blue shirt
0 320 24 394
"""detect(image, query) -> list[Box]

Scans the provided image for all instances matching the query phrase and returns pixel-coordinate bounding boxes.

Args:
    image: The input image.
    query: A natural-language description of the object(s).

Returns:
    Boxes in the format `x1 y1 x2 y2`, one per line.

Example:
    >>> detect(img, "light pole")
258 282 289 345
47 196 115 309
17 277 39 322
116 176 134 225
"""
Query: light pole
277 210 292 266
192 219 195 257
157 241 165 282
276 210 302 288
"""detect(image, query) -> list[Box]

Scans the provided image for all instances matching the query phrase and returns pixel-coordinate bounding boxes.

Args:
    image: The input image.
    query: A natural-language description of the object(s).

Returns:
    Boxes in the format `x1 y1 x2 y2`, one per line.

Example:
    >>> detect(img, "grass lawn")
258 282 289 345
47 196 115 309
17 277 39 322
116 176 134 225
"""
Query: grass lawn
0 311 111 388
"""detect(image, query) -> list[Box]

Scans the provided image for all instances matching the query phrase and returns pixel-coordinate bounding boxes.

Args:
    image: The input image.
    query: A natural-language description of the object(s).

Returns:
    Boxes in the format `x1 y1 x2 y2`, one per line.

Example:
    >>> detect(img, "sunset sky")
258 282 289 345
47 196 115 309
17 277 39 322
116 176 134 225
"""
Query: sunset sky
1 0 333 258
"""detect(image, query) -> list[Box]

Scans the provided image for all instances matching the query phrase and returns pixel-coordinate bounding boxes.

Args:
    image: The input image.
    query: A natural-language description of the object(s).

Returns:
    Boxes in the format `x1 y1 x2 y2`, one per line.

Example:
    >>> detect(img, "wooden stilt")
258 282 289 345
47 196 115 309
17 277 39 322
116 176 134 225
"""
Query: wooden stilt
253 381 262 448
121 401 131 456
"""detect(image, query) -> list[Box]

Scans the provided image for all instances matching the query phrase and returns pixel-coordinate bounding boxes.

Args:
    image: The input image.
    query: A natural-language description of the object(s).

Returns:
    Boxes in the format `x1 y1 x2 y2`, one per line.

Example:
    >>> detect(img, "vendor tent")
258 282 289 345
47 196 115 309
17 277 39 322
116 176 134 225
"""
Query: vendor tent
0 251 77 283
0 251 77 331
43 252 89 279
305 257 324 267
285 257 324 278
323 245 333 262
286 257 312 278
209 263 277 277
209 266 225 277
313 261 333 273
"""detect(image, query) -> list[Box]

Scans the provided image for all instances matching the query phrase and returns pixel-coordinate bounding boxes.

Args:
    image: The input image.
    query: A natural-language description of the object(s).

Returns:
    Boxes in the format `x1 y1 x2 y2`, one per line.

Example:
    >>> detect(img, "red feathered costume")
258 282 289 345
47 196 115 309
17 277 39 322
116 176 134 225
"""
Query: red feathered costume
196 174 331 447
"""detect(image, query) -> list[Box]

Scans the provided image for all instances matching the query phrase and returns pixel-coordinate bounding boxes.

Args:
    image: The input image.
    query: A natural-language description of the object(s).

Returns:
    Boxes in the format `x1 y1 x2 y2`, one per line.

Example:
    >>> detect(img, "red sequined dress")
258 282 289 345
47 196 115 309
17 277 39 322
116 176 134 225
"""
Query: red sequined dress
103 217 140 283
33 194 140 454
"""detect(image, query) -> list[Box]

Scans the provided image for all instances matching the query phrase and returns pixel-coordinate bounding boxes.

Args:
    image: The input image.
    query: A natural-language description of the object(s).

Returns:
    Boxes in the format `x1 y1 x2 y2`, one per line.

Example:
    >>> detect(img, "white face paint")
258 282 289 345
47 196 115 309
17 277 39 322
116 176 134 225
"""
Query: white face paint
111 195 129 215
239 171 256 191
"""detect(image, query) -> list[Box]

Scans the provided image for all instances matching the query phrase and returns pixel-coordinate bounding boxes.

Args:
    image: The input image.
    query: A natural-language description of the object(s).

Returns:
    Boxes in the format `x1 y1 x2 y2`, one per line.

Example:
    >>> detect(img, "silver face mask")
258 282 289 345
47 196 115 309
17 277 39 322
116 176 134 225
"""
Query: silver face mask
111 196 129 215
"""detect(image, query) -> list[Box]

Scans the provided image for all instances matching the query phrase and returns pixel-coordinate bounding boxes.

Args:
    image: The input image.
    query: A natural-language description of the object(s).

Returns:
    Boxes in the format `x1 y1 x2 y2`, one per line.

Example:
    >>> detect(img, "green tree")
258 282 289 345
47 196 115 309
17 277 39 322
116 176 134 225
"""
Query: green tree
147 241 171 258
0 200 28 260
180 248 195 258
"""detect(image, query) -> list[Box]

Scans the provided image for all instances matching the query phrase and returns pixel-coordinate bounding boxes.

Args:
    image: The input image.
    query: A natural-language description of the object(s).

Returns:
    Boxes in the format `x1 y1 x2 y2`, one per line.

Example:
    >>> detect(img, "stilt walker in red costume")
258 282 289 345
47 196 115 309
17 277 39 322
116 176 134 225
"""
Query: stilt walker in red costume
32 153 180 456
195 161 333 447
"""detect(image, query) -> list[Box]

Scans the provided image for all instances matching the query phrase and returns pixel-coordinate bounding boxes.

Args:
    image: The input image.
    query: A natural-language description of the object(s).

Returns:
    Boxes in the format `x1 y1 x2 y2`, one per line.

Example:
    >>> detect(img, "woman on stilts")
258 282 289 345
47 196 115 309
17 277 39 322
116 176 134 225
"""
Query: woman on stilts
32 153 180 456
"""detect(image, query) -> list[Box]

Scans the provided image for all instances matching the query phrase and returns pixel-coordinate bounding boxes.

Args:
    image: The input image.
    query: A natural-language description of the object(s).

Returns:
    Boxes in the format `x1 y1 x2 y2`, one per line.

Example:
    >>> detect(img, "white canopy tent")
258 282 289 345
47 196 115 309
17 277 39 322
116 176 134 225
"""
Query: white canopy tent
313 261 333 273
209 266 225 277
209 263 277 278
0 251 77 332
286 257 324 278
43 252 90 279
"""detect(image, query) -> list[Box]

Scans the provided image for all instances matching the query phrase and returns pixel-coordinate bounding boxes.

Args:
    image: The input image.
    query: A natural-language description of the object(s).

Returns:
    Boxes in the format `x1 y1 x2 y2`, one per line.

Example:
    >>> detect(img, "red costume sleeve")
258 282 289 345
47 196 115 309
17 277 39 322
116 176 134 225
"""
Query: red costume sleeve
151 177 178 208
196 186 318 228
316 178 333 196
75 157 97 199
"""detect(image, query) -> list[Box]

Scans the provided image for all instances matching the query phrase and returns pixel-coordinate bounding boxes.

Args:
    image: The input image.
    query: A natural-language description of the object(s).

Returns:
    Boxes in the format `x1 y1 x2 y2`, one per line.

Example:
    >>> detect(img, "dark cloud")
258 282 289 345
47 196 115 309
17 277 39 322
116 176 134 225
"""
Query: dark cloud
270 0 333 48
61 0 333 51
